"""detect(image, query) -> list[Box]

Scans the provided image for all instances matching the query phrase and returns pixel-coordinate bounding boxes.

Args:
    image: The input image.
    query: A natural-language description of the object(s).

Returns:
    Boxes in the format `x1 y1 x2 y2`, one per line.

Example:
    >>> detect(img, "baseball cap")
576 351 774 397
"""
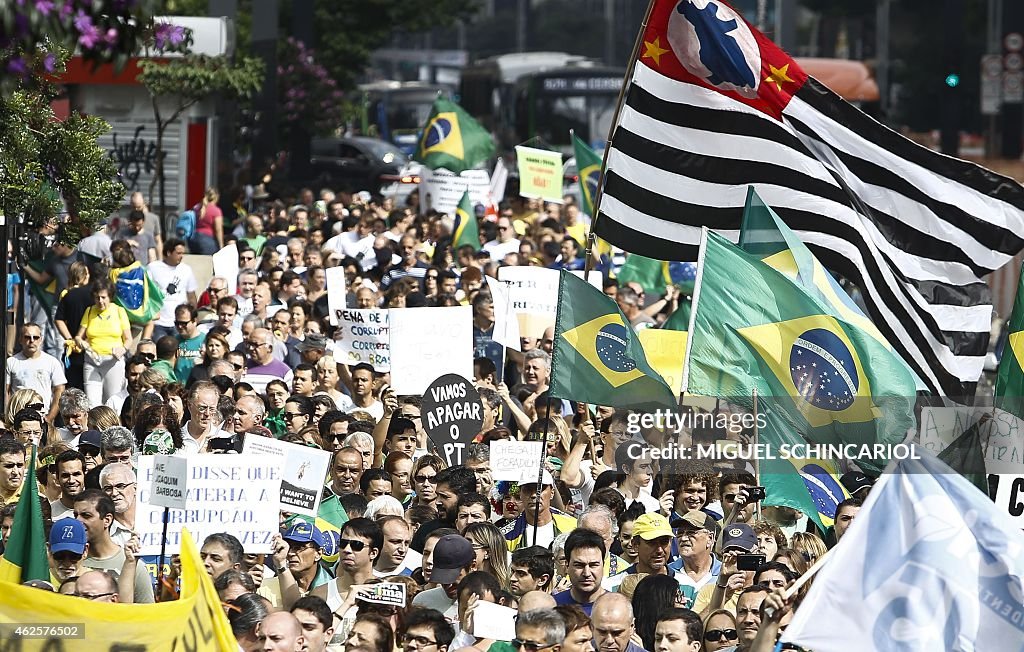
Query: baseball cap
671 509 718 533
78 430 102 451
296 334 328 353
50 518 87 555
721 523 757 552
282 521 325 549
429 534 476 584
632 513 674 540
840 472 873 495
519 469 555 488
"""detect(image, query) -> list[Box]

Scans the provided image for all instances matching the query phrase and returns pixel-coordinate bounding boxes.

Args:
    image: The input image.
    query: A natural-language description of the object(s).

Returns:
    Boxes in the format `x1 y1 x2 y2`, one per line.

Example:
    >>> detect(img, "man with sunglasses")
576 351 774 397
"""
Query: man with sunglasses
309 517 381 612
181 381 226 455
48 517 89 583
243 328 293 395
272 521 332 601
483 215 521 261
173 304 206 381
6 323 65 425
513 608 566 652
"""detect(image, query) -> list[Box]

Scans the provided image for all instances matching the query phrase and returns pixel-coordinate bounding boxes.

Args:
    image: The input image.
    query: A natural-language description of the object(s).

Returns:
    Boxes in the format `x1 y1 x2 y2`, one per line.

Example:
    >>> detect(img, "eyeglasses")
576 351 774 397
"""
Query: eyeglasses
139 353 156 362
75 591 117 601
106 453 132 464
23 335 41 341
193 405 218 414
52 551 84 562
414 474 436 484
174 320 193 327
338 538 367 552
511 639 557 652
18 429 42 439
26 403 44 412
232 363 244 371
80 446 101 458
246 341 269 349
498 226 510 231
285 411 305 420
102 481 136 494
401 634 437 648
704 629 738 642
209 287 226 294
287 541 316 552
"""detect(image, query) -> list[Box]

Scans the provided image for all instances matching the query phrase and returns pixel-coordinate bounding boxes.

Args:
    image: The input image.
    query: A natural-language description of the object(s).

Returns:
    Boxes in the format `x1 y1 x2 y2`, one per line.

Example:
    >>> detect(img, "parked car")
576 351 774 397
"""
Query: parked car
309 136 416 195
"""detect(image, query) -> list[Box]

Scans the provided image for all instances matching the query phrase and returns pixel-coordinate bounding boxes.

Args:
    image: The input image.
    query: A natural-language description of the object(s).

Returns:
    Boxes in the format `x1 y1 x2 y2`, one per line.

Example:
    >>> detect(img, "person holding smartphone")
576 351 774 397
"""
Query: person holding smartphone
691 523 759 618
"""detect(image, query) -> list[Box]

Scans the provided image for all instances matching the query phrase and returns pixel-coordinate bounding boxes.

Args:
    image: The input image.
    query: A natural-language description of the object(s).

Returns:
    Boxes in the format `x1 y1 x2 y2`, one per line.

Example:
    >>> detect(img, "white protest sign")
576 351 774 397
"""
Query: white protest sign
484 275 521 351
918 407 983 455
471 601 517 641
994 474 1024 526
389 306 473 395
148 454 188 510
327 266 348 325
136 454 282 555
211 243 239 294
334 309 390 371
242 436 332 518
419 168 492 214
497 267 602 338
982 408 1024 473
491 440 544 481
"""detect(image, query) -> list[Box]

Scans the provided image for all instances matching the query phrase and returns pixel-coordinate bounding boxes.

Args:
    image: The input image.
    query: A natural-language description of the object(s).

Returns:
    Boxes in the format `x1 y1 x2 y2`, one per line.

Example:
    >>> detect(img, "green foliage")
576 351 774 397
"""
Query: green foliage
0 79 122 246
138 54 264 109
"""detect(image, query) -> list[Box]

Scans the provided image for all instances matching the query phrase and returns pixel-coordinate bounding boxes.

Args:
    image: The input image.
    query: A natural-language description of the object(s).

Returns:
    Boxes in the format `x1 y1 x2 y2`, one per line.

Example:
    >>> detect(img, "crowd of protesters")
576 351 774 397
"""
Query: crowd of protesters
0 186 870 651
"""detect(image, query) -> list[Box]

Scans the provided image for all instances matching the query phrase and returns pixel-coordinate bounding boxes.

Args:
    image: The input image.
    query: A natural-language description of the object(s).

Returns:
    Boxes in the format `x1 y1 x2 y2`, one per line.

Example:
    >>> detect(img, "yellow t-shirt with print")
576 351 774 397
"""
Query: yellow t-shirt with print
80 304 129 355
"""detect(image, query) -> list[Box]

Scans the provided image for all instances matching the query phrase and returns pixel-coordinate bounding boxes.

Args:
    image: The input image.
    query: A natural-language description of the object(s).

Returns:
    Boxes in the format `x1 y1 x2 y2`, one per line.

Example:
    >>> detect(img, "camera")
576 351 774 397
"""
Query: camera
744 486 766 502
208 434 242 454
736 553 766 571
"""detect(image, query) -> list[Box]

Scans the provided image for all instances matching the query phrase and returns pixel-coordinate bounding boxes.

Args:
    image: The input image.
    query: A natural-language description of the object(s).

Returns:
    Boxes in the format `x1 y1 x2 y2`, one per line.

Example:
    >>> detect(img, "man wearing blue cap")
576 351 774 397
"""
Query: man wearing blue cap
48 517 88 583
692 522 758 616
272 520 333 602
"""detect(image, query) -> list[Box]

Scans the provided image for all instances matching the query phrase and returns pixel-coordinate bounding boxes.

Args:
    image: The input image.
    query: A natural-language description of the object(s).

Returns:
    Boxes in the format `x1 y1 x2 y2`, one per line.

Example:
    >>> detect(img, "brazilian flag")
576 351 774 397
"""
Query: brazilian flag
761 445 850 532
110 261 164 325
572 132 603 217
686 231 917 472
550 270 676 410
618 255 697 297
0 450 49 583
995 263 1024 421
414 97 495 174
738 187 925 391
452 190 479 251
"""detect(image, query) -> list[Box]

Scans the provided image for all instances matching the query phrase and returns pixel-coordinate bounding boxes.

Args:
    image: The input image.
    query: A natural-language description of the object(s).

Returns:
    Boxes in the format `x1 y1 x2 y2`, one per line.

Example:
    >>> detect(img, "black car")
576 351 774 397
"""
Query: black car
308 136 411 192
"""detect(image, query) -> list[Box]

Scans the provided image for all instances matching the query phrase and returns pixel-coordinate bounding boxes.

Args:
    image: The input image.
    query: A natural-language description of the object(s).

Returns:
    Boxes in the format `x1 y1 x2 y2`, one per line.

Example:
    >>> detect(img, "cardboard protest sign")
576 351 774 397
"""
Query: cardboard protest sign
498 267 602 338
242 436 332 518
148 454 188 509
419 168 491 214
356 583 407 607
422 373 483 466
490 440 544 481
389 306 473 395
334 309 390 371
326 266 347 325
136 454 282 555
515 146 563 203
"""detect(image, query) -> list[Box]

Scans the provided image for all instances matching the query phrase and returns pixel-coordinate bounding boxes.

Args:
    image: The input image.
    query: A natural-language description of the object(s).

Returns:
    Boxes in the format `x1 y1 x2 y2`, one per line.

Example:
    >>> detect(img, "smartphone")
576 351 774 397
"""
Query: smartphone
736 553 766 571
745 486 767 502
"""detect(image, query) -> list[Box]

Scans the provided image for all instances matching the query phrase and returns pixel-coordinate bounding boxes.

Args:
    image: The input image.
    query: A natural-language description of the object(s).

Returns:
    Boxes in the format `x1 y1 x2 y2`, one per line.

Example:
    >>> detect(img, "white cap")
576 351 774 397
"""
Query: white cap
520 469 555 487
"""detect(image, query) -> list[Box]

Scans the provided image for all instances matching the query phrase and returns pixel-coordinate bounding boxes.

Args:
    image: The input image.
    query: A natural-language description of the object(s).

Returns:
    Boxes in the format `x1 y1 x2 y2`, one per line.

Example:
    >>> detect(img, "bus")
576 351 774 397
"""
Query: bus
459 52 623 152
358 81 453 155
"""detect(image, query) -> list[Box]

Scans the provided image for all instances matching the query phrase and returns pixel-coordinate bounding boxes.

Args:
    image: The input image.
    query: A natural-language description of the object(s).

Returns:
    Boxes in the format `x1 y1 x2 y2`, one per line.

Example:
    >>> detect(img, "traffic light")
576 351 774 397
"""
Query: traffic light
945 73 961 88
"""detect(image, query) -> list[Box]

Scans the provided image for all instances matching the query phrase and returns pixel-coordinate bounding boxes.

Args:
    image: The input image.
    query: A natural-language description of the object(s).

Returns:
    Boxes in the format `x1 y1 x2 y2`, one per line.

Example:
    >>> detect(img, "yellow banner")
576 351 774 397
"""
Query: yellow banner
0 527 237 651
638 329 688 395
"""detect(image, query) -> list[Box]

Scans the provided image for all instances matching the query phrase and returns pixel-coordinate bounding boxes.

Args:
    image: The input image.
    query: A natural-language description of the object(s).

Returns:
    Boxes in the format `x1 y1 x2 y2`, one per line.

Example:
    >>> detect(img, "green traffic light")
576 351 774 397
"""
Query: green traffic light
945 73 960 88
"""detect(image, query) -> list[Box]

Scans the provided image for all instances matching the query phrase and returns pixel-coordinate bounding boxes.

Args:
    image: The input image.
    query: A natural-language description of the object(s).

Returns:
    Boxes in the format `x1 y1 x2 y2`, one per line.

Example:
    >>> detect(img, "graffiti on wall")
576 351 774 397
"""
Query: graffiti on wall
108 125 163 191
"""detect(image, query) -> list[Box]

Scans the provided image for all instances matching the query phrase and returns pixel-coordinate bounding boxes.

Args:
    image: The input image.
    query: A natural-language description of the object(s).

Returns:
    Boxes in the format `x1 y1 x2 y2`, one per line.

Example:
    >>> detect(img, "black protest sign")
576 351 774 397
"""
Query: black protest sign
422 374 483 466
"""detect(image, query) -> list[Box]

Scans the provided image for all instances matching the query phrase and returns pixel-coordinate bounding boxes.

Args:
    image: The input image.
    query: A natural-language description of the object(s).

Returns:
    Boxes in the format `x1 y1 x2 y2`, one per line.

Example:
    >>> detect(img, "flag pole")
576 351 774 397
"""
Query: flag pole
752 387 761 520
534 270 568 546
582 0 658 268
680 227 708 397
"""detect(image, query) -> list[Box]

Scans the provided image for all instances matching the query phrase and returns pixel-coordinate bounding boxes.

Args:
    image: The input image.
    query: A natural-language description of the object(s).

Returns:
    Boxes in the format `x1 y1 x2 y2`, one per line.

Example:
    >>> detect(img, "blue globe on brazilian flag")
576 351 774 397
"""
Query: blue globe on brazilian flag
550 270 677 411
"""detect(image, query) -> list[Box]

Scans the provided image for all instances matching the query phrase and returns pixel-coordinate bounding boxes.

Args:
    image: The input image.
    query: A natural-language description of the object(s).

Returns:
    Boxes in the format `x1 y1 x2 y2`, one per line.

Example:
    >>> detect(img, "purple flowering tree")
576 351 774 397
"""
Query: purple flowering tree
277 38 346 139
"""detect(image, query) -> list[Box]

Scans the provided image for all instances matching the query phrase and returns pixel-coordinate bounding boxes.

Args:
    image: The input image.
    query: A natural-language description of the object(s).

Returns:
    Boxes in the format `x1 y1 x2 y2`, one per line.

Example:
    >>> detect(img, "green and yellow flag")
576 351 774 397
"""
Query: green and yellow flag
572 133 603 217
550 270 676 410
685 231 917 472
995 263 1024 420
761 453 850 532
452 190 479 251
110 261 165 325
0 450 49 583
414 97 495 174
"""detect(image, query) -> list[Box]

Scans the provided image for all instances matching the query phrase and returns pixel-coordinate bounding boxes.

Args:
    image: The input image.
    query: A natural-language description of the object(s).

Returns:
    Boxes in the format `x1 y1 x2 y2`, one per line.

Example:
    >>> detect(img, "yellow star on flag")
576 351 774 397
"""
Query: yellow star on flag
642 37 669 67
764 63 795 92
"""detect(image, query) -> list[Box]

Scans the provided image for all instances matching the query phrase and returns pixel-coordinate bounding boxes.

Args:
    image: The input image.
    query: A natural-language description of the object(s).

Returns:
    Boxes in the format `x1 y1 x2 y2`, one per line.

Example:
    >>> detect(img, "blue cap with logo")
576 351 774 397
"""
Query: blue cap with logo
282 520 325 549
721 523 757 552
50 518 87 555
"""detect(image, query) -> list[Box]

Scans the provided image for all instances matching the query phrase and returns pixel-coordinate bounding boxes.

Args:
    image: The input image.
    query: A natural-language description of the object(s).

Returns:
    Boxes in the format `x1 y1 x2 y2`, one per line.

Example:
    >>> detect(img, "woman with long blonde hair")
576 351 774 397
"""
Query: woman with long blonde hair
5 388 44 431
463 521 511 590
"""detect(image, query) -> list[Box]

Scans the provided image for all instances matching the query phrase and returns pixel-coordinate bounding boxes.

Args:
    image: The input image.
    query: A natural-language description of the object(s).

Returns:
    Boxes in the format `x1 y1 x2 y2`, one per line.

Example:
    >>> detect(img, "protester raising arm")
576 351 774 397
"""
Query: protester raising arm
372 385 398 467
118 534 141 603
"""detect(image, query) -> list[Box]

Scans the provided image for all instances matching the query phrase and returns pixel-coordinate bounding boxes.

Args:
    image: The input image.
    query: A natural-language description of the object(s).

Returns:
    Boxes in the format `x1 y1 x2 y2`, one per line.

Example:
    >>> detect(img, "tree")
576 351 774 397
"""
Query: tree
137 52 263 219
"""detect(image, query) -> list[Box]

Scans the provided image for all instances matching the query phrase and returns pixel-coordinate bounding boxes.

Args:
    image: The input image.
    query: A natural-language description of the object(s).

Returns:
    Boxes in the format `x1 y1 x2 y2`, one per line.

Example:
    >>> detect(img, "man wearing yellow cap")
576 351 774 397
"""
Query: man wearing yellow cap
602 512 682 593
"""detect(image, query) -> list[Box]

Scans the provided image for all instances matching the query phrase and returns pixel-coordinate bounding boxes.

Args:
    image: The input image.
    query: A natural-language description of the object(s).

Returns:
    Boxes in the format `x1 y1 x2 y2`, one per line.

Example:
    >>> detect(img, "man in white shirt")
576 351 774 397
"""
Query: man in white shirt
482 215 520 261
6 323 65 424
147 238 198 341
180 381 225 455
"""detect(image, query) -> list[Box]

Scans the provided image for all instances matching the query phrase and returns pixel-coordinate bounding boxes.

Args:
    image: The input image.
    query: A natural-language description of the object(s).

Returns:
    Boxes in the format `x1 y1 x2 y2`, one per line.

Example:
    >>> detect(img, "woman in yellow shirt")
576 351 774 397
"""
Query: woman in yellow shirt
74 278 132 406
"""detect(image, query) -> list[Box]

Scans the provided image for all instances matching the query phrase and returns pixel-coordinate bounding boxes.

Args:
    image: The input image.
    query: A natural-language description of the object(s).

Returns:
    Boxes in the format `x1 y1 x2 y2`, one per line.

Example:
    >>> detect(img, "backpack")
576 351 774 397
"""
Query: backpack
175 209 196 240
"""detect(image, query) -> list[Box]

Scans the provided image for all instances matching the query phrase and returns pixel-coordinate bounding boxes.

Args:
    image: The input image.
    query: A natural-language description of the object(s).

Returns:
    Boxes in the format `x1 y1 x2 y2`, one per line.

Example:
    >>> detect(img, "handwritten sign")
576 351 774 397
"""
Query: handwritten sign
918 407 981 455
498 267 602 338
242 436 332 518
491 440 544 481
982 408 1024 474
389 306 473 395
136 454 282 555
515 146 563 203
148 454 188 510
334 309 391 371
422 374 483 466
419 168 492 214
327 266 348 325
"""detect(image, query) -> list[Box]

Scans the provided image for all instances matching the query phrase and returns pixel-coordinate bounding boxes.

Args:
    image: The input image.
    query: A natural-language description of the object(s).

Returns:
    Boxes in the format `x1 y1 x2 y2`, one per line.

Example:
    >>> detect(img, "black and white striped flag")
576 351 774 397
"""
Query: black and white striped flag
596 0 1024 397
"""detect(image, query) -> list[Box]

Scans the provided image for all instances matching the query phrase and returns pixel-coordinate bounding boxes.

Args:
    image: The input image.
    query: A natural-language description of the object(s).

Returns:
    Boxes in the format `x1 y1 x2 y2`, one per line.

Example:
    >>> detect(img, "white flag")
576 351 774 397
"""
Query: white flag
489 158 508 208
781 452 1024 651
484 275 520 351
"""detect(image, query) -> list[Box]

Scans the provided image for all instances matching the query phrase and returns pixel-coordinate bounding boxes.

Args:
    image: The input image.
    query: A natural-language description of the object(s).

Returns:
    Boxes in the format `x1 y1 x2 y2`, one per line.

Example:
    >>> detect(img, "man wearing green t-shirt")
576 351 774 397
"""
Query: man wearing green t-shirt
174 304 206 381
